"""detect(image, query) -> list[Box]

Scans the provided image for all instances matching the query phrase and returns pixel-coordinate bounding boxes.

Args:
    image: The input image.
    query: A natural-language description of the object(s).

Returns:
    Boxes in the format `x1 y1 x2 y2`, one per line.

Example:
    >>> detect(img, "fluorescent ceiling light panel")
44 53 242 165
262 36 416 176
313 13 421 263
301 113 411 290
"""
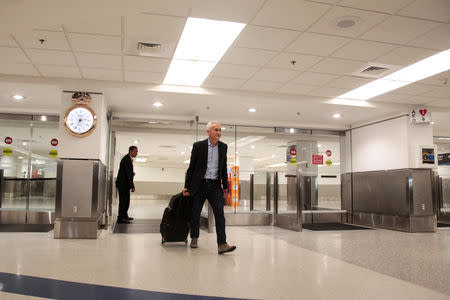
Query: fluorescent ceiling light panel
384 50 450 83
334 49 450 102
164 60 216 86
136 158 147 162
163 17 246 86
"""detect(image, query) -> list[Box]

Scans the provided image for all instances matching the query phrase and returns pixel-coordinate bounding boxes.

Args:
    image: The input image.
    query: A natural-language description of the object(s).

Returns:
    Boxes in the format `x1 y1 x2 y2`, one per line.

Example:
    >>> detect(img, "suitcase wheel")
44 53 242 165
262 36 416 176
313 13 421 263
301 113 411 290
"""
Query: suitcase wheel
161 238 166 245
184 240 188 244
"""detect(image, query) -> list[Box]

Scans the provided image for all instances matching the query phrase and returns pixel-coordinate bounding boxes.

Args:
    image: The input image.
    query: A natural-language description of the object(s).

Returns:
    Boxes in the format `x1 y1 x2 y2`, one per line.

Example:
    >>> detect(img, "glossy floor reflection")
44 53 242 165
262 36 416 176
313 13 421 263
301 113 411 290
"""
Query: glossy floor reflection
0 224 450 299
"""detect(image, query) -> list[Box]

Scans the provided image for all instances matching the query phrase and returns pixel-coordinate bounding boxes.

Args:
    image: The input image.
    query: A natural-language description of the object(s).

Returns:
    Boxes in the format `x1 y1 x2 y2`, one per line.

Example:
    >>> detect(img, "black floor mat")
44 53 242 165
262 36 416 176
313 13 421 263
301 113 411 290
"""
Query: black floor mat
302 223 373 231
438 223 450 227
0 224 54 232
113 219 161 234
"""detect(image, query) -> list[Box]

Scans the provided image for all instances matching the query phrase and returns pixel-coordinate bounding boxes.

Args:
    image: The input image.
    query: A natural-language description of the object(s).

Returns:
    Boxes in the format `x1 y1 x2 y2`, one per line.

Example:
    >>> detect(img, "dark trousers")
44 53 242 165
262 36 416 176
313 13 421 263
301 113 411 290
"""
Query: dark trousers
190 180 226 245
117 187 130 220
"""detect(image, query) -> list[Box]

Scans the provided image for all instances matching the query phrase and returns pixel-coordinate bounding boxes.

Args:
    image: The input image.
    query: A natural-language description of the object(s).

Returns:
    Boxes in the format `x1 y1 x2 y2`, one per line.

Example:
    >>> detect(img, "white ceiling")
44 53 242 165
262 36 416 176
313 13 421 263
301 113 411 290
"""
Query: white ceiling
0 0 449 133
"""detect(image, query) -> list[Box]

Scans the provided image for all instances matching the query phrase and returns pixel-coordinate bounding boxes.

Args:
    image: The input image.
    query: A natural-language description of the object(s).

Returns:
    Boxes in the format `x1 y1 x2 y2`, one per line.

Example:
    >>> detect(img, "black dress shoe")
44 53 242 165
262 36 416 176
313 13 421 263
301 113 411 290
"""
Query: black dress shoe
117 219 131 224
125 217 134 221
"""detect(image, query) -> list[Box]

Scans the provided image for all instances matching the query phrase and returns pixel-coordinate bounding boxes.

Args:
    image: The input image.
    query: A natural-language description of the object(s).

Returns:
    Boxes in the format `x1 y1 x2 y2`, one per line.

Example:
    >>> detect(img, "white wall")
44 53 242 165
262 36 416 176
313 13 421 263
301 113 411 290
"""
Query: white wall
351 116 409 172
351 116 434 172
134 165 185 182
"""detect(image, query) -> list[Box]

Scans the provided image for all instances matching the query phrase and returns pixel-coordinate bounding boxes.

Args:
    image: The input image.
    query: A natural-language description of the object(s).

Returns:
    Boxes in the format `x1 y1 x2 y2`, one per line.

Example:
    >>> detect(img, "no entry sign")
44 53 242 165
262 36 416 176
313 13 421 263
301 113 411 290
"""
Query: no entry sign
50 138 58 146
4 136 13 144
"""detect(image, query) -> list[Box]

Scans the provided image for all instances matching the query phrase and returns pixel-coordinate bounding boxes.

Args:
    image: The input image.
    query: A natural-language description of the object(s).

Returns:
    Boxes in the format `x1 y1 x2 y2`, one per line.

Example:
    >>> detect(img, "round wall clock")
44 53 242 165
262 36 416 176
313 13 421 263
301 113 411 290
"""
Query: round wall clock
64 92 97 137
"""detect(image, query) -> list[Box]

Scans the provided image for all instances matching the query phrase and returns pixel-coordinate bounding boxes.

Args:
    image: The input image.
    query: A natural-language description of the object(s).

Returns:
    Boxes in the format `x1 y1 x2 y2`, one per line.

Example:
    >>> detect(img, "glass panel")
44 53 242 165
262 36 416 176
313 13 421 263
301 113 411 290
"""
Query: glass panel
0 119 31 211
436 140 450 211
112 119 197 219
28 121 59 212
316 138 341 210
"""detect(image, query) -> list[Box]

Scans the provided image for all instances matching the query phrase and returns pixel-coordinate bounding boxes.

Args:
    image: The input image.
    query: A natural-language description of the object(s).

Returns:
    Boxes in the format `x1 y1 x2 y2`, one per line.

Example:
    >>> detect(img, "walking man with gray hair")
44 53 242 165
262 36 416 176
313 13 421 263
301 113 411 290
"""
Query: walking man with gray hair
182 121 236 254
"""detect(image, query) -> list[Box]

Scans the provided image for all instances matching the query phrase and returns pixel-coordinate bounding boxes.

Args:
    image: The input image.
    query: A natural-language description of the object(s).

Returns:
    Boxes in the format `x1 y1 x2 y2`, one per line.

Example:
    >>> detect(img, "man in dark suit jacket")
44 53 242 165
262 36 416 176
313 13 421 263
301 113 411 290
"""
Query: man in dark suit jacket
115 146 138 224
183 121 236 254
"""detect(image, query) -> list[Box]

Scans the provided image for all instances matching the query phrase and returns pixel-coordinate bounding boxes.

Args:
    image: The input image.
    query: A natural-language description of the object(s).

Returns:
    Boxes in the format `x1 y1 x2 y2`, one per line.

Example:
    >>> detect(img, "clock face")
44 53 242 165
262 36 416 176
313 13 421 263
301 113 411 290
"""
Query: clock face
65 106 96 136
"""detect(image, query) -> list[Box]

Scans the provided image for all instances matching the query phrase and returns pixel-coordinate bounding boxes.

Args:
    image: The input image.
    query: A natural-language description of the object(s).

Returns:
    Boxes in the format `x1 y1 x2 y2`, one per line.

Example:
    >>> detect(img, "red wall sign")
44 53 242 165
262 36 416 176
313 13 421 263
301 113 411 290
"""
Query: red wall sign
290 148 296 155
4 136 13 144
50 138 58 146
326 150 332 157
312 155 323 165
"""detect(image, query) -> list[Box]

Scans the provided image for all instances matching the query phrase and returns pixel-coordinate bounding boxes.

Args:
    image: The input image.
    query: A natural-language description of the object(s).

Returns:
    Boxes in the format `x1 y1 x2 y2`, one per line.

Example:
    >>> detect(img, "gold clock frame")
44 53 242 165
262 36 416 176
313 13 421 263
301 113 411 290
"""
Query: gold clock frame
64 104 97 138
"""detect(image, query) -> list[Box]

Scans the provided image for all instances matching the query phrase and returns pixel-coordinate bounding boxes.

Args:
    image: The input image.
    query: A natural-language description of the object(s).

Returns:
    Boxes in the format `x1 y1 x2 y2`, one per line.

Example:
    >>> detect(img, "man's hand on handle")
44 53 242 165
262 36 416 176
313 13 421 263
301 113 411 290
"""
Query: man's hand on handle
182 188 190 197
131 188 135 192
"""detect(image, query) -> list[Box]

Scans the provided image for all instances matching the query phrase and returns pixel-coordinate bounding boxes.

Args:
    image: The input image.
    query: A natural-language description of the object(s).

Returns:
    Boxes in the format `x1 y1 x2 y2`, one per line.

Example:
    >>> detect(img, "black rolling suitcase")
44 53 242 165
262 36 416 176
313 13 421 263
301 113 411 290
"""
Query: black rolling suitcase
160 192 192 244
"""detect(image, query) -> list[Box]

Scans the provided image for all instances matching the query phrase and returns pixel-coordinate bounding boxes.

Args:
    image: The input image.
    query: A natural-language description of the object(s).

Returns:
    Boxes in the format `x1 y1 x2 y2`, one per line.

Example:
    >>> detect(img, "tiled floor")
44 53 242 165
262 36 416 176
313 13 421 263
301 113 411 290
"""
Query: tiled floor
0 199 449 299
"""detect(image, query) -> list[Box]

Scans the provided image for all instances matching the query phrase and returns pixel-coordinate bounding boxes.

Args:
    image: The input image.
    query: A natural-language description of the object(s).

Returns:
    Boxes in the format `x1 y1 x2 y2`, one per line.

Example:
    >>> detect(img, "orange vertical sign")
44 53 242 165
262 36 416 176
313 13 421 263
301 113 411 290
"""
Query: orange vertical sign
231 166 239 207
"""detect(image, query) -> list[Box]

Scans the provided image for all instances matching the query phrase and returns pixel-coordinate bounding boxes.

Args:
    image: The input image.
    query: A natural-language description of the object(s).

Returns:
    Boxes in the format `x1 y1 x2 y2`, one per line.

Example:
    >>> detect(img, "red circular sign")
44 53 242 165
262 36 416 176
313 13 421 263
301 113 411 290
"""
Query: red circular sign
290 148 297 155
50 138 58 146
326 150 332 157
4 136 13 144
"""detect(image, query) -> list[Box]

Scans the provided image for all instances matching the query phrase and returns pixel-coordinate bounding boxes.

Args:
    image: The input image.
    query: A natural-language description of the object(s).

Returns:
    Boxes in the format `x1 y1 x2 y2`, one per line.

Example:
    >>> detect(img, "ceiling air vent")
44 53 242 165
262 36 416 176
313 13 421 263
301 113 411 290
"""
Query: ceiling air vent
137 42 161 55
361 66 388 75
353 63 400 79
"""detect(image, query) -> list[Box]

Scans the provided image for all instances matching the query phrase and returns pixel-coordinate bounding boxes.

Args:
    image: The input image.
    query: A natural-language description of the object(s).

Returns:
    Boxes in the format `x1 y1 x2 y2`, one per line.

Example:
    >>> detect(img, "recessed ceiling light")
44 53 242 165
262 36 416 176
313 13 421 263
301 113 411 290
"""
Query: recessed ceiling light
163 17 246 86
18 156 23 159
248 108 256 113
40 115 47 121
153 101 163 107
22 142 27 146
133 140 139 145
336 16 360 28
221 127 226 130
332 113 342 119
318 144 322 148
431 121 435 125
289 128 295 133
13 94 24 100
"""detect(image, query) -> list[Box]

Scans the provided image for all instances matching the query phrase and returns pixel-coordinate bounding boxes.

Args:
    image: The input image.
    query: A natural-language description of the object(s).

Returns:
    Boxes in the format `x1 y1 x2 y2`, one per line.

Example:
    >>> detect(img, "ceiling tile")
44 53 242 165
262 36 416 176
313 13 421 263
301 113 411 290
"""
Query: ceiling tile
374 46 437 66
267 52 323 70
33 25 63 32
221 47 277 66
390 83 436 96
37 65 81 78
309 58 365 75
278 83 316 95
0 47 29 64
125 14 186 44
331 40 396 61
407 24 450 51
240 80 282 92
417 70 450 86
26 49 76 66
0 33 17 47
307 86 349 98
81 68 123 81
203 77 246 89
405 95 445 105
64 16 121 36
137 0 191 16
69 34 121 55
422 86 450 98
369 93 413 103
326 76 372 89
235 25 299 51
292 71 339 85
190 0 264 23
123 56 170 72
338 0 414 14
14 30 71 50
427 98 450 108
252 0 330 31
286 33 351 56
75 53 122 69
398 0 450 23
308 6 388 38
0 63 40 76
210 64 259 79
252 68 300 83
124 70 166 84
360 16 440 44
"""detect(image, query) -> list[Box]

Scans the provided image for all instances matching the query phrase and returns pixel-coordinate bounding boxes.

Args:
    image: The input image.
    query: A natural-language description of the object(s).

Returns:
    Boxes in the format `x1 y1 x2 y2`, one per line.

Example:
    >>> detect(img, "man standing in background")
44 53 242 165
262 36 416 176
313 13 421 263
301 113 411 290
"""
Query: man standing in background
116 146 138 224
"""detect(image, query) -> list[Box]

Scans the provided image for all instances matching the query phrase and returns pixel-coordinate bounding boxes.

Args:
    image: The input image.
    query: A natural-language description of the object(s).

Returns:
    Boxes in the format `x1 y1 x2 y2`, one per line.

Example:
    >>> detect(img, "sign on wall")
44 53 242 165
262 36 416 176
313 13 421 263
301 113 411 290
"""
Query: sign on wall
312 155 323 165
422 148 435 164
438 153 450 165
410 108 430 123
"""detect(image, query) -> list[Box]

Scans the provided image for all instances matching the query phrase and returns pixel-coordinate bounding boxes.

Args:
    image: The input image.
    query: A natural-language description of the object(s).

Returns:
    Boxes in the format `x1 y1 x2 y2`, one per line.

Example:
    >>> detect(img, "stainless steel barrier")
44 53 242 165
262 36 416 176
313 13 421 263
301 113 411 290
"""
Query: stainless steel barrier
274 170 302 231
438 177 450 224
54 159 106 239
347 168 436 232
